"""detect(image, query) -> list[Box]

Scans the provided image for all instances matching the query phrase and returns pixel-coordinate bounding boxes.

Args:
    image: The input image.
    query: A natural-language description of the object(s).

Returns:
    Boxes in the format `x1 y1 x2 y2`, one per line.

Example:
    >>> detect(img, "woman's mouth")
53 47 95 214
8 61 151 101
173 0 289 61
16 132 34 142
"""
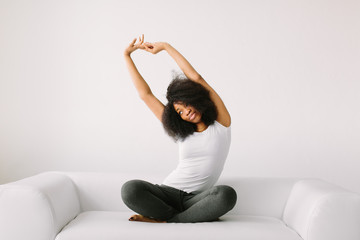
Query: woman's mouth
189 112 196 121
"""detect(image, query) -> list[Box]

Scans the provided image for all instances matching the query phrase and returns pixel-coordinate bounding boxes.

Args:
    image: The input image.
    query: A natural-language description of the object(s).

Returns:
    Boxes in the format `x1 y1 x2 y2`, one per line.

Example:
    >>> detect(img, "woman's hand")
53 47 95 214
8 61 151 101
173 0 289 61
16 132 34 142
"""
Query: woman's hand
142 42 168 54
124 34 145 56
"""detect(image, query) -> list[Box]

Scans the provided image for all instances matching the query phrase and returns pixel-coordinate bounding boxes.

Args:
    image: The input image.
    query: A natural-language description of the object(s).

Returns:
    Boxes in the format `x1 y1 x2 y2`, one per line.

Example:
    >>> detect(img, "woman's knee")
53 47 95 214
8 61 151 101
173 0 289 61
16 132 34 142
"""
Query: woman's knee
215 185 237 210
121 179 146 204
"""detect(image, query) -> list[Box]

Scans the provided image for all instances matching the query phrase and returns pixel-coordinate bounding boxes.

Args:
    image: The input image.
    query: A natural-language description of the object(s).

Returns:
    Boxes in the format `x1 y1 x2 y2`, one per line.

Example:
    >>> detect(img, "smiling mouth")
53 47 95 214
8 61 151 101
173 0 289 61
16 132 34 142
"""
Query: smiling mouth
189 112 196 121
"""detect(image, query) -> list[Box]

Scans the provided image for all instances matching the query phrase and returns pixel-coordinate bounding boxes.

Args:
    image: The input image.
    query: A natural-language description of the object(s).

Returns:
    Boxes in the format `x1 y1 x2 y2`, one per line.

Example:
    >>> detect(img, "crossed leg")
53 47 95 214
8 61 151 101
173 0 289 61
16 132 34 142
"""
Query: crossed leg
168 185 237 223
121 180 237 223
121 180 178 222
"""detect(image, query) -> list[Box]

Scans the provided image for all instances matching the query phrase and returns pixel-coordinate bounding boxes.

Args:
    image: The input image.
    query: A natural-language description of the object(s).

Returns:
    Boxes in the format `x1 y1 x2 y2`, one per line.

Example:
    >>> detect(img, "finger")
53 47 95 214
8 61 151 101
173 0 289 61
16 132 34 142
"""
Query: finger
130 38 137 45
137 35 145 49
134 37 141 47
143 45 152 52
145 42 154 49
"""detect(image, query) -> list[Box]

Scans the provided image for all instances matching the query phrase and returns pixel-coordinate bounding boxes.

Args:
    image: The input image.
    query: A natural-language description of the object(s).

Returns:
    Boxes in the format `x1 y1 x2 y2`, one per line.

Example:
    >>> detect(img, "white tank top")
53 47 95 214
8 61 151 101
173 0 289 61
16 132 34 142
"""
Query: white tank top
162 121 231 193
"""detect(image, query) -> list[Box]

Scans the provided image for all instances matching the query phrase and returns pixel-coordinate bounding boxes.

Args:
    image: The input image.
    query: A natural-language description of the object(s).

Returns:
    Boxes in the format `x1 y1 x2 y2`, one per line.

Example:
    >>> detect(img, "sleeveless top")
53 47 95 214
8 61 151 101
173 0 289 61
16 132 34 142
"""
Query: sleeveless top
162 121 231 193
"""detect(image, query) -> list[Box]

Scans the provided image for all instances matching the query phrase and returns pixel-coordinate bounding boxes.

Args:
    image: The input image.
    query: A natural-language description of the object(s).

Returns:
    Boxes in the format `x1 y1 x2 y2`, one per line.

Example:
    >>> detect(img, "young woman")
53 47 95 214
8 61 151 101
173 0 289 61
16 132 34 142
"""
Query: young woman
121 34 237 223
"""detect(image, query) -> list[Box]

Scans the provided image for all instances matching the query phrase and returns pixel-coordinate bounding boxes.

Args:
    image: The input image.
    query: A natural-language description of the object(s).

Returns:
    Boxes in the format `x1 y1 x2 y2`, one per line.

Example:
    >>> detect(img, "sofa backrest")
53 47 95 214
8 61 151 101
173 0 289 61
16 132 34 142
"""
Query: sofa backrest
64 172 298 218
218 177 298 218
64 172 164 212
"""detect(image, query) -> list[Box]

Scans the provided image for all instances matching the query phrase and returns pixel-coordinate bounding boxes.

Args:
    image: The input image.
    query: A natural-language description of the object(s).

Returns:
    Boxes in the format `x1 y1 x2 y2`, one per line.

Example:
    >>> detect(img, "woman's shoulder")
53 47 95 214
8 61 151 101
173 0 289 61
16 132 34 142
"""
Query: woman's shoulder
214 120 231 129
204 121 231 136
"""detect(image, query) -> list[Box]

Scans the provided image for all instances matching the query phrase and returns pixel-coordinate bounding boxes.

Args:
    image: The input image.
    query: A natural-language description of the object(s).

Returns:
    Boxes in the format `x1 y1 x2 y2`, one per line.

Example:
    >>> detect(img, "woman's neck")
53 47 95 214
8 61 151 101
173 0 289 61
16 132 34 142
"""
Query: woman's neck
196 122 208 132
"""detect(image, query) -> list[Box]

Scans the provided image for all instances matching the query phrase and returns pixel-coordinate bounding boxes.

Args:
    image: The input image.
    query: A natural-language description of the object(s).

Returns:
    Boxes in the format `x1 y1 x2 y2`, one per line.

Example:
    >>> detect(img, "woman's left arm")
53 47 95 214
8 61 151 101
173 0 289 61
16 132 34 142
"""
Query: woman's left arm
143 42 231 127
195 76 231 127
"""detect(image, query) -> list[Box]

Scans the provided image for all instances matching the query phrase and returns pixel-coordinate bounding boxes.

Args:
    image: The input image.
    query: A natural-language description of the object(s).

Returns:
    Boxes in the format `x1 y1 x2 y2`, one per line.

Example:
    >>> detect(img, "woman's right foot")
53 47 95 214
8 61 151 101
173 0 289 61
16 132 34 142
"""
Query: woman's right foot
129 214 166 223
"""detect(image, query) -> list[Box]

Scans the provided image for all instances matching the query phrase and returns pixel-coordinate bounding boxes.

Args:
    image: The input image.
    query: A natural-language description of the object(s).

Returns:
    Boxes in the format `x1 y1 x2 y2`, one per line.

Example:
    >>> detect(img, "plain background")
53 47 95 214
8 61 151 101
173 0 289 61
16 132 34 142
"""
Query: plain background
0 0 359 193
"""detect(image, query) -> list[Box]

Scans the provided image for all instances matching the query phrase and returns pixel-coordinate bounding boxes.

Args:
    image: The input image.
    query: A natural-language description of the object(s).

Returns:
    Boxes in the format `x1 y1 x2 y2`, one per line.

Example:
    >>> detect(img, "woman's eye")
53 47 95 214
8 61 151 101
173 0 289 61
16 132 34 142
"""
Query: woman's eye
179 111 183 115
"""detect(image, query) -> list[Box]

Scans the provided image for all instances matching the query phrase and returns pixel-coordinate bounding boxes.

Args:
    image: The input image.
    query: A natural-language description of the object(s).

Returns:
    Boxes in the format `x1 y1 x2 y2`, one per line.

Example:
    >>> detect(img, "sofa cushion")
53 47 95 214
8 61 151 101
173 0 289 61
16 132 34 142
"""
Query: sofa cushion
56 211 302 240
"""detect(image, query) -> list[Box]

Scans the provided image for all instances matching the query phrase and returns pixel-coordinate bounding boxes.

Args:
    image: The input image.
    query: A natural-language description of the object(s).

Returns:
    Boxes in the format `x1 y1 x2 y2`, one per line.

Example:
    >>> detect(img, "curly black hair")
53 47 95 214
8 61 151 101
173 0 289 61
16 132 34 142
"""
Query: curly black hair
162 73 218 142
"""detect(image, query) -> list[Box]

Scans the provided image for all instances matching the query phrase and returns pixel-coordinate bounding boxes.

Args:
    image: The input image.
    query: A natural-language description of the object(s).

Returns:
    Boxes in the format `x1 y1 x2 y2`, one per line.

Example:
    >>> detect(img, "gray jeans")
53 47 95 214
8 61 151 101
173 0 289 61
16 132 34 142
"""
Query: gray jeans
121 179 237 223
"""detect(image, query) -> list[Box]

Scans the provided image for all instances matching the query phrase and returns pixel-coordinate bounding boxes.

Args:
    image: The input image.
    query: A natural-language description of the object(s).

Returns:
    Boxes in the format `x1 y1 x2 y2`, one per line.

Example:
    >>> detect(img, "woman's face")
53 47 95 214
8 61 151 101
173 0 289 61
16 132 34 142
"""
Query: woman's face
173 102 202 124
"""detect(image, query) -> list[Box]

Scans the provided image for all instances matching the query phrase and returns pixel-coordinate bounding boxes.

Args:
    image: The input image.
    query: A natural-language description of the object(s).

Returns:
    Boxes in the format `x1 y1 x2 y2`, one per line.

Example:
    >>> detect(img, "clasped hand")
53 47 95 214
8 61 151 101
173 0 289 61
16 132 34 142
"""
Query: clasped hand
124 34 166 56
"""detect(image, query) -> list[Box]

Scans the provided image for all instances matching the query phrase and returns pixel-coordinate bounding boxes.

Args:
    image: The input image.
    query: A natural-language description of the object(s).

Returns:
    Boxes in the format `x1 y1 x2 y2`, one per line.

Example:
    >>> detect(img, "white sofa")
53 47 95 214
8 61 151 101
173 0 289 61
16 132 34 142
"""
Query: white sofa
0 172 359 240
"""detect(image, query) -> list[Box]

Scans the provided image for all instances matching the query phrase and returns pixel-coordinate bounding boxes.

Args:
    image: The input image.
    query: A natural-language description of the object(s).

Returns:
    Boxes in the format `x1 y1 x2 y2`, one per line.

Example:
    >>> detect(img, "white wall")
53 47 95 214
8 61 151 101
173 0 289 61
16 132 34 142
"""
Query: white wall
0 0 359 193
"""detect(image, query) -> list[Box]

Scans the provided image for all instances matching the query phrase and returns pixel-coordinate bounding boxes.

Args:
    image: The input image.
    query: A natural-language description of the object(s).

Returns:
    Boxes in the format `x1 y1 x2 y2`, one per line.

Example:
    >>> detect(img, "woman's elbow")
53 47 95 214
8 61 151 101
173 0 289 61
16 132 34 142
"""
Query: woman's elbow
192 74 204 82
138 91 152 101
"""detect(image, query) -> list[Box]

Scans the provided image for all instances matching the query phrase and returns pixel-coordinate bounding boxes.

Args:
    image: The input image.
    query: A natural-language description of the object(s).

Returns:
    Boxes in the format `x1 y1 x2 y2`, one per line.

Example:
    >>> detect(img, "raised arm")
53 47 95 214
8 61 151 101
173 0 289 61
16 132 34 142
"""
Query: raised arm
123 35 164 122
143 42 231 127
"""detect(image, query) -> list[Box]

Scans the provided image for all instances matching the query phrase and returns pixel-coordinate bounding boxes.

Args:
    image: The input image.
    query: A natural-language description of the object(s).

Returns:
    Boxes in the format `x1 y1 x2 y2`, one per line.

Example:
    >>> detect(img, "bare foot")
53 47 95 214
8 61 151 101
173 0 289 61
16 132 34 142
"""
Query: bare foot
129 214 166 223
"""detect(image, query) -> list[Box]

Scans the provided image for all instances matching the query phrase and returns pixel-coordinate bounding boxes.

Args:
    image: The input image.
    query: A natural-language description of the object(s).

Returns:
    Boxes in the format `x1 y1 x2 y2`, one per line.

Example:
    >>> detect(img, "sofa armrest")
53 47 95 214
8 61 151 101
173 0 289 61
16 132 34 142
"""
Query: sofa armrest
0 172 81 240
283 179 360 240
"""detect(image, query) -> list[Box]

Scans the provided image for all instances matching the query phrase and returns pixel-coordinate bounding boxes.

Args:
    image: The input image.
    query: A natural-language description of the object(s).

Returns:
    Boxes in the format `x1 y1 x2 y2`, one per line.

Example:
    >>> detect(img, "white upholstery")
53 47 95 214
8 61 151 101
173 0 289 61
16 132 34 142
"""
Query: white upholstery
56 212 302 240
1 172 359 240
217 177 298 218
0 172 80 240
283 179 360 240
63 172 163 211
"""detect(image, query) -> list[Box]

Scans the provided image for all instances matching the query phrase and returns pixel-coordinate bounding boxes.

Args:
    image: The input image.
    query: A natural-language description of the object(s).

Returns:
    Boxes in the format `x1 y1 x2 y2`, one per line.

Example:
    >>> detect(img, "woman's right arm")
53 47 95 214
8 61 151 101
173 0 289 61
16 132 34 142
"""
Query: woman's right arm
124 36 164 122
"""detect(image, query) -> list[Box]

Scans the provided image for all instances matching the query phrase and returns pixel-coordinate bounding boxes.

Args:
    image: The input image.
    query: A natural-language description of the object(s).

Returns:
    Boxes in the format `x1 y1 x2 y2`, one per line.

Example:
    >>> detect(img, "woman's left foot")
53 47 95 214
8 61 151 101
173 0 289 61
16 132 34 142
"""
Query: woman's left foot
129 214 166 223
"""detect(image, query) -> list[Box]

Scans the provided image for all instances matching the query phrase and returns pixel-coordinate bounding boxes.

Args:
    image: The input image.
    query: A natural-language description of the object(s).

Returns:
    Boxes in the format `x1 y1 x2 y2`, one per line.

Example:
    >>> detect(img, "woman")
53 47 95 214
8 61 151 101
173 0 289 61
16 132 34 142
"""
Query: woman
121 34 237 223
